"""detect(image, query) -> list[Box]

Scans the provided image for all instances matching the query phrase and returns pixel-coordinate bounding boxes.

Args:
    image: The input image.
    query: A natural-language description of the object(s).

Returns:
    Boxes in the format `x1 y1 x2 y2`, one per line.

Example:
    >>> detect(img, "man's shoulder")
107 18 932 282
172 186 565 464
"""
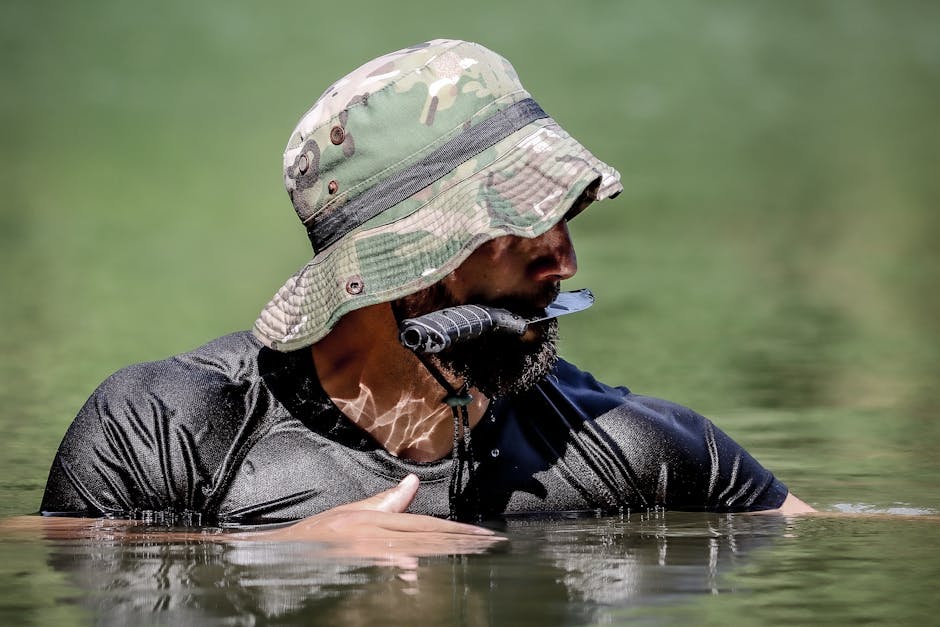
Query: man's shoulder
544 359 628 394
105 330 259 376
535 359 712 430
535 358 642 417
45 331 267 516
516 361 787 511
92 330 263 409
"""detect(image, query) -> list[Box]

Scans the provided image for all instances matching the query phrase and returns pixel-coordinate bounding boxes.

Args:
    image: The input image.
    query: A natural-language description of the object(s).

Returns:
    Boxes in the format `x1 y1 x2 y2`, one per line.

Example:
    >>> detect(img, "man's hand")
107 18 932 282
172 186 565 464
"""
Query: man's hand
768 492 817 515
241 474 505 557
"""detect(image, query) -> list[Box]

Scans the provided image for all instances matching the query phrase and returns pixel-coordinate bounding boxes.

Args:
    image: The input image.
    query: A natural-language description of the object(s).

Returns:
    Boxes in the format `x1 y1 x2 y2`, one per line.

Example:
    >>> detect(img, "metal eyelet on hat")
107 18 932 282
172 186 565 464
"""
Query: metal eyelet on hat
328 180 339 194
345 276 364 295
330 125 345 145
298 154 309 174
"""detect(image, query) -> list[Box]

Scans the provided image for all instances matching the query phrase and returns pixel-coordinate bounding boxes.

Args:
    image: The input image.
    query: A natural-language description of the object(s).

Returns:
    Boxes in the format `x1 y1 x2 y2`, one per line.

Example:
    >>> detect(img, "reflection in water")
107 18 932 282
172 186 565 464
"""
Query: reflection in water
33 512 786 625
518 511 784 609
48 541 398 623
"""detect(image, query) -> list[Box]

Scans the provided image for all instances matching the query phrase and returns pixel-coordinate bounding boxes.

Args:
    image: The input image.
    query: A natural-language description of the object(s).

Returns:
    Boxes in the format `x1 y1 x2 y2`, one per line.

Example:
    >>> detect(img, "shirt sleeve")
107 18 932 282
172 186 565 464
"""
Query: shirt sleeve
39 363 213 517
596 395 789 512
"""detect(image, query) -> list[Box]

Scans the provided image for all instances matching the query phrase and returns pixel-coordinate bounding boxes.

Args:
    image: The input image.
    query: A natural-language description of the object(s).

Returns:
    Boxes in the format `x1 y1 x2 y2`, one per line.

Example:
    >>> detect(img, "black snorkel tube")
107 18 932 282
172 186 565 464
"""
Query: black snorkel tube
398 289 595 354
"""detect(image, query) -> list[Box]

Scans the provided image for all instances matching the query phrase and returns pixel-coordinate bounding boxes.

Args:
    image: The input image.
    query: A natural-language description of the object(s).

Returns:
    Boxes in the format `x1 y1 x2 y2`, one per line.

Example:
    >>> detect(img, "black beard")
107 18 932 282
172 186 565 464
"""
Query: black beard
392 282 560 398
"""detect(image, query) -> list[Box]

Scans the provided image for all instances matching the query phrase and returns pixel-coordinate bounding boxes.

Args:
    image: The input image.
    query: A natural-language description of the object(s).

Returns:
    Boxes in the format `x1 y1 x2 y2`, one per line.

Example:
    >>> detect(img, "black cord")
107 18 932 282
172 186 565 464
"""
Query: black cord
414 353 480 521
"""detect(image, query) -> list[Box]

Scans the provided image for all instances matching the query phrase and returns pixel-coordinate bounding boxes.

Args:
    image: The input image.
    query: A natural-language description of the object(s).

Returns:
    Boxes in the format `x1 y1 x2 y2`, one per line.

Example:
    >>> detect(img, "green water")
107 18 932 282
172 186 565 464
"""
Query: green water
2 1 938 624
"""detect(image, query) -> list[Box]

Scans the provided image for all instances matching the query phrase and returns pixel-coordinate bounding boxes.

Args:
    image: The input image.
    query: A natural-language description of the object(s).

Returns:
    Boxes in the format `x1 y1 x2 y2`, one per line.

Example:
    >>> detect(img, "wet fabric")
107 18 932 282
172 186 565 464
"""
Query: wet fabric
40 332 788 523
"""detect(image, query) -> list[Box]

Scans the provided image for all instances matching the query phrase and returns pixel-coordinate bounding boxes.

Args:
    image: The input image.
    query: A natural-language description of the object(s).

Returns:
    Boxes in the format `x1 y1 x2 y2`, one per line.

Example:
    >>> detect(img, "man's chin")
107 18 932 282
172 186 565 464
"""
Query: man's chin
433 319 559 398
391 281 561 397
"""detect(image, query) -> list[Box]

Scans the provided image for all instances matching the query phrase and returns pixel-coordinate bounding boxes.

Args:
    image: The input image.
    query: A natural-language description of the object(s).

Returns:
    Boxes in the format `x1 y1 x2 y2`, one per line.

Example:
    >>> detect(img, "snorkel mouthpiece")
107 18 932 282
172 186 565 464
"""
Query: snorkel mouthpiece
398 289 595 354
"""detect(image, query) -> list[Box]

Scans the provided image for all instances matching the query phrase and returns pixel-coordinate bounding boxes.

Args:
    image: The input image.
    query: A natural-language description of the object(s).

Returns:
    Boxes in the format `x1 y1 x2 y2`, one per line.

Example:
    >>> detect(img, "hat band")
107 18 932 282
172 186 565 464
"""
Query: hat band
307 98 549 253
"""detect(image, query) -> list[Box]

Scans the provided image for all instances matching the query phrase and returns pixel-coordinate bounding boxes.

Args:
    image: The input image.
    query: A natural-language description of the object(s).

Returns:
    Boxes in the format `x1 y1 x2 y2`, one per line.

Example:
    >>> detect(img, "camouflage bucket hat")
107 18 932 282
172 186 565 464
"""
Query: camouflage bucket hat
253 39 622 351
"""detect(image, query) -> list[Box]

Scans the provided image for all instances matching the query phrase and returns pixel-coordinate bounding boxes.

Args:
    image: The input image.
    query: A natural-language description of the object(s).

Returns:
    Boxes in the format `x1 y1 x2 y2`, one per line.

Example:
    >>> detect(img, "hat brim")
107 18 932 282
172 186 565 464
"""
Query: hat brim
253 119 622 351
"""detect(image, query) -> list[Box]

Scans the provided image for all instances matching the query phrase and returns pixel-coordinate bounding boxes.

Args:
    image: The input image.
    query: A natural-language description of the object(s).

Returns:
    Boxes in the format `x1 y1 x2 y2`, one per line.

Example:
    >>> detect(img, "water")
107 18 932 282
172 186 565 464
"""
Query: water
3 512 939 625
2 1 939 625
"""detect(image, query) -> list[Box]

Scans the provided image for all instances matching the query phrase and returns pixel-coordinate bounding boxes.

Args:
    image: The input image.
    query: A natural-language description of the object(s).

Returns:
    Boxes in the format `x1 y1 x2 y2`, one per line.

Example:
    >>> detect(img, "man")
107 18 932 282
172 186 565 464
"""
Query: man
40 40 813 541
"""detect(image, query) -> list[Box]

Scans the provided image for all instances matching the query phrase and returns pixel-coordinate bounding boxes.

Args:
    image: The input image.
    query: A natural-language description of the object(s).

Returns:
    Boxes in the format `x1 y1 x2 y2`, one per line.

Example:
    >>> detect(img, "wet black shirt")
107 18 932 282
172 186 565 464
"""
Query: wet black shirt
40 332 788 522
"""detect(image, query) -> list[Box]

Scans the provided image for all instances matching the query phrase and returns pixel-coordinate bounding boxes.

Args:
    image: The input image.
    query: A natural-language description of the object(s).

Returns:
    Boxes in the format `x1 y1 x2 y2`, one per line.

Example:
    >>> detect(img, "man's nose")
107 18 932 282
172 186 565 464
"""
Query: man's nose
529 220 578 282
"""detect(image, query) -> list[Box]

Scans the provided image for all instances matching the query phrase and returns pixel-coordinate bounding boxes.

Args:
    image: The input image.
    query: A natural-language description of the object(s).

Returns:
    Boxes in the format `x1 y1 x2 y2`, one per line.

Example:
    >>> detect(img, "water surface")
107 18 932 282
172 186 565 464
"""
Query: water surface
3 511 938 625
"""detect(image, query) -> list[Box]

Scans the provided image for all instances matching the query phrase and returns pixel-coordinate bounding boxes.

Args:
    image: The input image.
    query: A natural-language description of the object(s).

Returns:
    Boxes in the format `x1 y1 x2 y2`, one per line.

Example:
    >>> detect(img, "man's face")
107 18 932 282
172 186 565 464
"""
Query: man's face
392 219 578 397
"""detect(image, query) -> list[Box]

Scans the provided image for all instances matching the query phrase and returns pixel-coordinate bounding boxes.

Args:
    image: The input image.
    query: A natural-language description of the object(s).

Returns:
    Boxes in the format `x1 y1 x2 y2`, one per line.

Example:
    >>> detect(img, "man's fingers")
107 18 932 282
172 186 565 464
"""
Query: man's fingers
367 511 497 536
334 476 496 535
337 474 420 514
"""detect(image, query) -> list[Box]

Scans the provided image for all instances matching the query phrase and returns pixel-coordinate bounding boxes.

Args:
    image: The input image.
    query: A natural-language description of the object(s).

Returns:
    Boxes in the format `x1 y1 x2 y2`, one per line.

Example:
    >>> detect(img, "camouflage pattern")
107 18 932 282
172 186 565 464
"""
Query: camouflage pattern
254 39 622 351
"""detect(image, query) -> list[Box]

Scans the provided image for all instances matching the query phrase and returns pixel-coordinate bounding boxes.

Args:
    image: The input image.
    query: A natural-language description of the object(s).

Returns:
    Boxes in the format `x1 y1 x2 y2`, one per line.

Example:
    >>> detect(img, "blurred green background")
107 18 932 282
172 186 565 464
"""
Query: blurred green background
1 0 938 517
